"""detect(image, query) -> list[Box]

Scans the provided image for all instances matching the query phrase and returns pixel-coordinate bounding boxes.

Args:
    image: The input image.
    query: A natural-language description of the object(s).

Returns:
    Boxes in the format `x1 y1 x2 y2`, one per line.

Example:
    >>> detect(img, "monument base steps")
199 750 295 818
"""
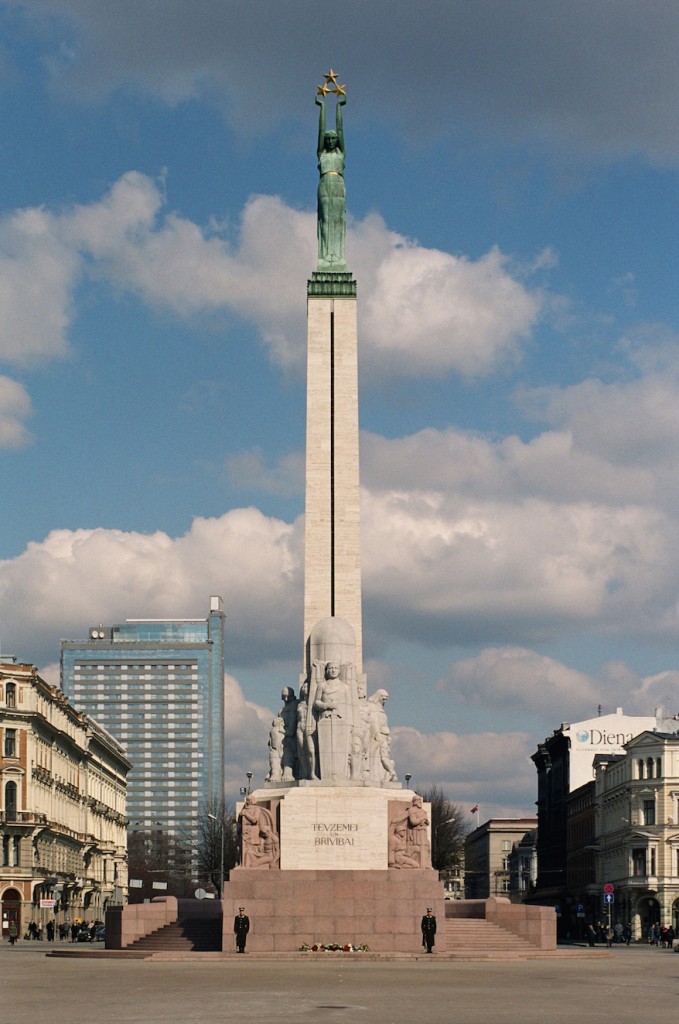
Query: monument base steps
125 917 221 953
444 919 536 954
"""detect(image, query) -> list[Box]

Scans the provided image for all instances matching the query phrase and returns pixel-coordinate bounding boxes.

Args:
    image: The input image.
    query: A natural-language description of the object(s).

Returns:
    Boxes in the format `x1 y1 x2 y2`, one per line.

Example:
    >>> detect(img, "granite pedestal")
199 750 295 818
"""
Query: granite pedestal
221 868 444 953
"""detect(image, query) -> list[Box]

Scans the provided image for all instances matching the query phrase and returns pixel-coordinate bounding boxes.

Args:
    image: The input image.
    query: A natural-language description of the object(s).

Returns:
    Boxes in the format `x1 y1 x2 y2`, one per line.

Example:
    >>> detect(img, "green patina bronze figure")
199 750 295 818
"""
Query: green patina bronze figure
315 69 347 272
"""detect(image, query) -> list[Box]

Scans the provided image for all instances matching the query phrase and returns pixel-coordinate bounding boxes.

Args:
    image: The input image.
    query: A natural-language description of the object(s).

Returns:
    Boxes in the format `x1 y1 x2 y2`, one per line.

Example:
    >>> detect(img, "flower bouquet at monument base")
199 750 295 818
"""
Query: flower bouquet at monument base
299 941 370 952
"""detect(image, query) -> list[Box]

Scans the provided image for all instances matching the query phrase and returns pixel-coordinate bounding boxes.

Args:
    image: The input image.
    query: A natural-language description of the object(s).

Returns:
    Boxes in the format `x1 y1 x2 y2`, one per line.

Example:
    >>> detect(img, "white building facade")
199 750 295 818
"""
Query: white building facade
0 659 130 937
595 730 679 938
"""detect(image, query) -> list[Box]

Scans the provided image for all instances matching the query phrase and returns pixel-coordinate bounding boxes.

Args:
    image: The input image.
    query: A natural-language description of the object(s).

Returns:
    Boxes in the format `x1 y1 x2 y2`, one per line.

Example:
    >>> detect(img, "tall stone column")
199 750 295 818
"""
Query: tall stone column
304 272 362 675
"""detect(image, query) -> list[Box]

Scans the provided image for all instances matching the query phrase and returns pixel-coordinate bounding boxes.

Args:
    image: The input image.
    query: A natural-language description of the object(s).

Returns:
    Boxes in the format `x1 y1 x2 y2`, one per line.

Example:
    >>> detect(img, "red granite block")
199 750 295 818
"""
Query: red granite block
332 916 359 936
248 932 274 952
271 898 298 918
290 897 315 916
308 915 336 934
374 915 398 933
394 933 420 952
245 899 275 918
291 915 317 937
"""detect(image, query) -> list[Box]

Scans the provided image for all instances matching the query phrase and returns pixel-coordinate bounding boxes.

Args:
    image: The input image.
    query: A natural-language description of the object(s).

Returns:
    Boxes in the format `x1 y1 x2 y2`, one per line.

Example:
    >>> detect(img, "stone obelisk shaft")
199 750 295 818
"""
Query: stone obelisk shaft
304 274 362 674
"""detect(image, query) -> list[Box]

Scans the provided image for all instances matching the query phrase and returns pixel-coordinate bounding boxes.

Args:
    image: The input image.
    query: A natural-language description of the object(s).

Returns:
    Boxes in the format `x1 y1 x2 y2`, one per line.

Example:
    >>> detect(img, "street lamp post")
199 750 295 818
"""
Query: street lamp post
207 813 225 899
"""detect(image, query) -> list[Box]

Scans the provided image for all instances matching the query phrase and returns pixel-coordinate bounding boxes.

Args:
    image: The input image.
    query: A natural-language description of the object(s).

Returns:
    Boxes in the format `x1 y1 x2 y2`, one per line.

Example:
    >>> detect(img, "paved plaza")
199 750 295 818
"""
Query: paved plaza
2 944 678 1024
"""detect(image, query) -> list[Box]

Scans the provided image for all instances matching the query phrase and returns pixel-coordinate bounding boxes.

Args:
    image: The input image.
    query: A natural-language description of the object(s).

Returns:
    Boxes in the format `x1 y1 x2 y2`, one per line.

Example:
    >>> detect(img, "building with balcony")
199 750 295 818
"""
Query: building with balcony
464 818 537 900
0 658 130 937
594 730 679 939
529 707 673 935
60 596 225 867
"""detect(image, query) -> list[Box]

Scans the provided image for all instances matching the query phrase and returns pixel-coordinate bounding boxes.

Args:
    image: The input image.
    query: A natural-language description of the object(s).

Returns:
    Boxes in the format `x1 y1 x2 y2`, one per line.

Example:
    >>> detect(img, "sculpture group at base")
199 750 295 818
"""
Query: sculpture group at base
265 617 398 786
387 795 431 869
238 796 280 870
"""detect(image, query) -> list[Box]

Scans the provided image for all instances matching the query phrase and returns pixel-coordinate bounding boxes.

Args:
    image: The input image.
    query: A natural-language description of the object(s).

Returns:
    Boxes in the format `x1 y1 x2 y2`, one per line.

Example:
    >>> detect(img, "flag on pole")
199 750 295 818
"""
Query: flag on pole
470 804 479 814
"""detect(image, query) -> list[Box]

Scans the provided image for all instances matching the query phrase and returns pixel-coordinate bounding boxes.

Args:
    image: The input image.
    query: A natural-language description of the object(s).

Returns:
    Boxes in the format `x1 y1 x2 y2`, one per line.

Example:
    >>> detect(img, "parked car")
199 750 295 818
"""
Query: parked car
94 925 105 942
76 928 92 942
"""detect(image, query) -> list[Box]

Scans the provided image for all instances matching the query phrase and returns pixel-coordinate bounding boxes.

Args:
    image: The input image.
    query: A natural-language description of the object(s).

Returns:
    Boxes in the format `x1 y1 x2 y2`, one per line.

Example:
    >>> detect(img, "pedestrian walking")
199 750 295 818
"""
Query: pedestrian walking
8 921 18 946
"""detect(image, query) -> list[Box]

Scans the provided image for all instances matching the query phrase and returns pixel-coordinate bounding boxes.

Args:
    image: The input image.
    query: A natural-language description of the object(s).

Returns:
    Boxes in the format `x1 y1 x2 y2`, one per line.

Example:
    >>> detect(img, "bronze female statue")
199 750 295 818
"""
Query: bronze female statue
316 94 347 271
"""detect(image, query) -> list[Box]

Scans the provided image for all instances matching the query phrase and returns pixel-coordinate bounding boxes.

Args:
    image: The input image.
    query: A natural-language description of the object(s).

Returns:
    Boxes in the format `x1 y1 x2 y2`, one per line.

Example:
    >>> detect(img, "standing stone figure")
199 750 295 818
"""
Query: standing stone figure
266 716 285 782
279 687 299 781
316 94 347 271
296 680 317 780
313 660 356 780
367 689 398 783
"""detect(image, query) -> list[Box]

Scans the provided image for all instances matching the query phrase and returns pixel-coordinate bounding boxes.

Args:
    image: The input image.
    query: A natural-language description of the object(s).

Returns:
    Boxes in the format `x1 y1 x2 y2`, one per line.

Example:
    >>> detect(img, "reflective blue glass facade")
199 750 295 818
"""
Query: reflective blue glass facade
60 597 225 850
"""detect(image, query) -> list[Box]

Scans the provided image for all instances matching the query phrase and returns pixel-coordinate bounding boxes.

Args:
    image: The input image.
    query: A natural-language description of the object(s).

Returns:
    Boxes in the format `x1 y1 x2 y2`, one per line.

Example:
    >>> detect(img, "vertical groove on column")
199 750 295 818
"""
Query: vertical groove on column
330 304 335 616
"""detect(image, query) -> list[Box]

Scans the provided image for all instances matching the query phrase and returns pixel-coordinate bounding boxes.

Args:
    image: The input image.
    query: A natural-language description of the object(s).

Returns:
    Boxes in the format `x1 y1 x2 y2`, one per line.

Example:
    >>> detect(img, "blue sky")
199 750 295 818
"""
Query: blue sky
2 1 679 813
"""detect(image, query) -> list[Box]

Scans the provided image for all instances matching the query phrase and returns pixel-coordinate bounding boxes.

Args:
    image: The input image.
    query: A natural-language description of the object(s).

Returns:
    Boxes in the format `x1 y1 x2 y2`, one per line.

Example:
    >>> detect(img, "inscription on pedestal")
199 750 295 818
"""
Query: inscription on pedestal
313 822 359 846
280 787 411 869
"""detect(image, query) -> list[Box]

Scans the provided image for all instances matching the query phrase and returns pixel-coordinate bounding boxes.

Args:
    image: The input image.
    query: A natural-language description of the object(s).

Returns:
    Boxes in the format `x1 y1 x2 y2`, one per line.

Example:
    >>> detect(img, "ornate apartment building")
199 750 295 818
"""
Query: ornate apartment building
594 730 679 938
0 658 130 936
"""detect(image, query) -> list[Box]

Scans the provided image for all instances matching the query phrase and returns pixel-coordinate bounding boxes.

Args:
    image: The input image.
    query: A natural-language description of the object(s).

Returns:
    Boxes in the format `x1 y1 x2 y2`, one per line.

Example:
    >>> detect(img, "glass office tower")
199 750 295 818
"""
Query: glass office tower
60 596 225 858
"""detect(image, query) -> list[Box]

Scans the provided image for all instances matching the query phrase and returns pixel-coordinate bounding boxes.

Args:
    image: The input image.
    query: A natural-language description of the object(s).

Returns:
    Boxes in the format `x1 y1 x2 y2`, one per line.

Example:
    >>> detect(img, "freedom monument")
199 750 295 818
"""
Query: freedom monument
108 74 555 955
218 72 444 951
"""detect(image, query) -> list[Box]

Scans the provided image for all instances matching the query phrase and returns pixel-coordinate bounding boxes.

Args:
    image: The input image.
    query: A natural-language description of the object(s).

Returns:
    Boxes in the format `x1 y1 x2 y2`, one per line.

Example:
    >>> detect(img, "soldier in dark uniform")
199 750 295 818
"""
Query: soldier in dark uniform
234 907 250 953
421 907 437 953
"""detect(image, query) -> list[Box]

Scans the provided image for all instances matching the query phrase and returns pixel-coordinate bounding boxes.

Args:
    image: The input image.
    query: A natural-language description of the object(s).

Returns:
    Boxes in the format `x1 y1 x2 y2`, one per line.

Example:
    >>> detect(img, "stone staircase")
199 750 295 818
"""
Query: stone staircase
125 917 221 953
445 918 539 959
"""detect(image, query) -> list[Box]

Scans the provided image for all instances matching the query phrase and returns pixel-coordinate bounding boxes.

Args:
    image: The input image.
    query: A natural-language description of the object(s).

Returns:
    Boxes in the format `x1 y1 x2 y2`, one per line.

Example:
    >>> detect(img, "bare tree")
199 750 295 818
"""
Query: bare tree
420 785 470 874
181 798 238 896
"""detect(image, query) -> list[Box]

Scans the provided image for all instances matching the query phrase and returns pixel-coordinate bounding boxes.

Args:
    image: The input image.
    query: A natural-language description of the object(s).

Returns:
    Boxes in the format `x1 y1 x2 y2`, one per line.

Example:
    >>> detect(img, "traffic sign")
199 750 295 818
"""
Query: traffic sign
603 893 614 904
603 883 614 894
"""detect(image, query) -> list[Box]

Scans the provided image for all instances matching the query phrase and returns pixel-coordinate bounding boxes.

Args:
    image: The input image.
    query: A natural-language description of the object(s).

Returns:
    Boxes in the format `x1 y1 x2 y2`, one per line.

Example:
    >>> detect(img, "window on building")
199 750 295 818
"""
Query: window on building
643 799 656 826
638 759 645 779
4 780 17 821
5 683 15 708
656 758 662 778
632 848 646 876
647 757 654 779
650 847 657 875
501 878 510 892
501 840 511 851
4 728 16 757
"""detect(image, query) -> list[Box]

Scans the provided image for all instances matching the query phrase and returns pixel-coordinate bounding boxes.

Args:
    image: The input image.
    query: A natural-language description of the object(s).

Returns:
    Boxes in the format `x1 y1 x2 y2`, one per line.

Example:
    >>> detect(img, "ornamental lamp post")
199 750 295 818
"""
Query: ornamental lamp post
207 813 225 899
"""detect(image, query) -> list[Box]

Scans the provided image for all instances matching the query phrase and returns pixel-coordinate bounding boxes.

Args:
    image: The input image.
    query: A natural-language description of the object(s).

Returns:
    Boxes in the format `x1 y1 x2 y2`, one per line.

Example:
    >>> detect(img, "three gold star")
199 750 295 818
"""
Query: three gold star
316 69 347 99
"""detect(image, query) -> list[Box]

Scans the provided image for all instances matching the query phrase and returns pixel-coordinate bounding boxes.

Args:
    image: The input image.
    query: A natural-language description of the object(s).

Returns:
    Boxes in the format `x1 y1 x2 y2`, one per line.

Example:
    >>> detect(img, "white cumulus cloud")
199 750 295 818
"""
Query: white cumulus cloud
0 376 33 448
0 173 544 388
